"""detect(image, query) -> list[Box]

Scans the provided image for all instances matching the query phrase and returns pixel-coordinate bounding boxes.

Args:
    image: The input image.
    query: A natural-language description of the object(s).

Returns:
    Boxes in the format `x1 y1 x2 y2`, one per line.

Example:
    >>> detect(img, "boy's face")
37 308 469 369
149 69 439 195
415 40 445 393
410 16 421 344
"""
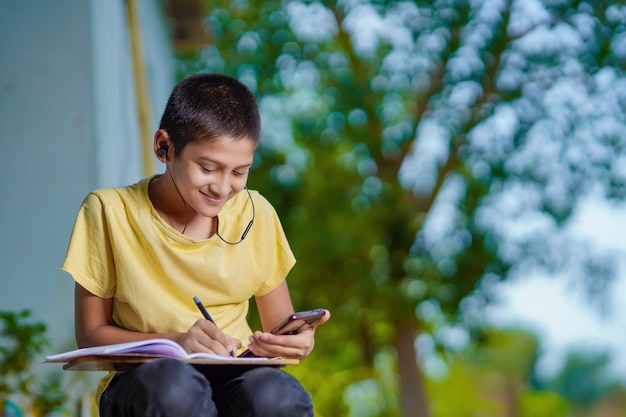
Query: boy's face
170 135 255 218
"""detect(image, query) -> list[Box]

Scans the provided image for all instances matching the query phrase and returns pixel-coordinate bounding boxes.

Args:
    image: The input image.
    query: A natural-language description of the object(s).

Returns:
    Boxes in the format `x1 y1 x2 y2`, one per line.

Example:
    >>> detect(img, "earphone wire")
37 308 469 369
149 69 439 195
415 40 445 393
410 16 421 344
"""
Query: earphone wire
216 187 255 245
167 168 188 235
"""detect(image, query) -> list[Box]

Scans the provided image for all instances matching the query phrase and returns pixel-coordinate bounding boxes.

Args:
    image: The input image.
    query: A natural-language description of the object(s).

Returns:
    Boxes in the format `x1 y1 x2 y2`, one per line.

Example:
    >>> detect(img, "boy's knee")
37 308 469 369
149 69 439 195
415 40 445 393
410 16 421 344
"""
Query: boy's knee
240 368 313 417
134 359 215 416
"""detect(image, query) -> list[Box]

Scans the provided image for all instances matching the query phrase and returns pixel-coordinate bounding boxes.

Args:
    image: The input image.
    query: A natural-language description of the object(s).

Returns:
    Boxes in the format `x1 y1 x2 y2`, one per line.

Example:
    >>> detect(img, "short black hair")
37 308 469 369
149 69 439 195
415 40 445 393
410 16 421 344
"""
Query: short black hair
159 73 260 155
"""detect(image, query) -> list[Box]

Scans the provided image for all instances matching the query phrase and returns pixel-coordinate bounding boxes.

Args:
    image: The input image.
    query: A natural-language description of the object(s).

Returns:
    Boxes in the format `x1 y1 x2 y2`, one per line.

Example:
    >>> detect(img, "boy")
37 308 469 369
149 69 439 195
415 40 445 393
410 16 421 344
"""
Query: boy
62 72 329 417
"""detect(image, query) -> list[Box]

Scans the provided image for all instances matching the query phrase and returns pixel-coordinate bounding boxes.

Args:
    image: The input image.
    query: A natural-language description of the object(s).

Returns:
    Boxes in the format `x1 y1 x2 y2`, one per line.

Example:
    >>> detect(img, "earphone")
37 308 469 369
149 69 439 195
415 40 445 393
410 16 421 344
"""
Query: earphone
158 148 168 159
216 188 255 245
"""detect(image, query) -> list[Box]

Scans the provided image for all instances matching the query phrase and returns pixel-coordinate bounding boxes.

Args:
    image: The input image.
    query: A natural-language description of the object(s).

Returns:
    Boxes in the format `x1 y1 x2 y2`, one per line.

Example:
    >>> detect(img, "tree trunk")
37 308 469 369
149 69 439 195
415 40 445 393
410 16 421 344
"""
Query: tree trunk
395 321 429 417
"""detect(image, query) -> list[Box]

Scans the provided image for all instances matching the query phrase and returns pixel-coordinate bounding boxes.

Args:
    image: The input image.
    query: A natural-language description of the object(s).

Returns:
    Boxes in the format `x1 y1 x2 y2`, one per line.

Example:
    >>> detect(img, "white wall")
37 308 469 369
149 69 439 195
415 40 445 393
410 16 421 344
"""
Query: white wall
0 0 174 357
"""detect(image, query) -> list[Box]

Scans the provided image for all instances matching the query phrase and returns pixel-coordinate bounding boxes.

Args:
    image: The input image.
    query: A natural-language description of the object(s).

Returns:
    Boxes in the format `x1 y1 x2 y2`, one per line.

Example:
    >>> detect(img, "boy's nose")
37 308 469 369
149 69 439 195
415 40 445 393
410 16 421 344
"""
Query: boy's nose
212 176 231 196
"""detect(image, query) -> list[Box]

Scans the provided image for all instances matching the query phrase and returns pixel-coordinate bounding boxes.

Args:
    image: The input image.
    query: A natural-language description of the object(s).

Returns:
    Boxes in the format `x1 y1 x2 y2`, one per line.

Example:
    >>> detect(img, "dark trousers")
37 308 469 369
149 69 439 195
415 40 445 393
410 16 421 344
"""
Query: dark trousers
99 358 314 417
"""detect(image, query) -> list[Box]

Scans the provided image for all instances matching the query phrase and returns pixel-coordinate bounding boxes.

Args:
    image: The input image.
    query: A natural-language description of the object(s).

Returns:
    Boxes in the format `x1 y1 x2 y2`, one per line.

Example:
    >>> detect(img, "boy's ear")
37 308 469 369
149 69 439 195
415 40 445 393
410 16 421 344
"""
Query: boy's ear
153 129 171 160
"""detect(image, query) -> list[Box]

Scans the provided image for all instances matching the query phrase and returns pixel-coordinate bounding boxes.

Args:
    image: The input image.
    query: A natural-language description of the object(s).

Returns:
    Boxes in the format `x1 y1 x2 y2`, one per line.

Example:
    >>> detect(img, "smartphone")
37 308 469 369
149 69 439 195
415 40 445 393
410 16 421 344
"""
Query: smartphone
270 309 327 335
238 309 326 357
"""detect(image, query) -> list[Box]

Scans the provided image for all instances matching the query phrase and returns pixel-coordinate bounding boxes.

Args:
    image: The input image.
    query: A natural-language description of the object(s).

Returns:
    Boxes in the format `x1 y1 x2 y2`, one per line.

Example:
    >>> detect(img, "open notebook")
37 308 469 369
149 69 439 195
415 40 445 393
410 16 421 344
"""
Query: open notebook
45 338 298 371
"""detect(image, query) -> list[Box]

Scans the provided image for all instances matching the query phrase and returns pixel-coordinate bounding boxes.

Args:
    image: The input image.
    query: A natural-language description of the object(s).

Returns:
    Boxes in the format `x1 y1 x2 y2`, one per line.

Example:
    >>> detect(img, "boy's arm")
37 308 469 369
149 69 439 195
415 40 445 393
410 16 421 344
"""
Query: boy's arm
250 280 330 359
255 280 296 332
74 283 240 355
74 283 181 347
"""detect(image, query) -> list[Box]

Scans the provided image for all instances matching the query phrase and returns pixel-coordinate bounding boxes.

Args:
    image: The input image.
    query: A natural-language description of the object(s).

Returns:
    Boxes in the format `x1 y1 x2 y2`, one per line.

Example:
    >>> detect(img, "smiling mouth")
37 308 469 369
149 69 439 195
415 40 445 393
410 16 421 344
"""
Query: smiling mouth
200 191 225 205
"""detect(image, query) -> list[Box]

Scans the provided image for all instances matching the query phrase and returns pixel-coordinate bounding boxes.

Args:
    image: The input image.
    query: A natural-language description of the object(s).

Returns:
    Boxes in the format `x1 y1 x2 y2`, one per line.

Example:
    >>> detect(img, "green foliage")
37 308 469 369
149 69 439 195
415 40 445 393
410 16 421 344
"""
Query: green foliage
0 310 68 415
31 377 68 416
428 363 505 417
587 386 626 417
544 350 619 409
427 327 541 417
287 347 401 417
0 310 48 397
462 327 540 382
426 326 626 417
518 391 570 417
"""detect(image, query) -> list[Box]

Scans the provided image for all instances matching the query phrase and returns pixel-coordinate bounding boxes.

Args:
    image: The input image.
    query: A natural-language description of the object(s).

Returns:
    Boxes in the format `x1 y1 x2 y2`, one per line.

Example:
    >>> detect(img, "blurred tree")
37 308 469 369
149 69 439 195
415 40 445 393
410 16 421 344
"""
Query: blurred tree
182 0 626 415
459 327 540 416
426 326 569 417
544 350 620 411
589 386 626 417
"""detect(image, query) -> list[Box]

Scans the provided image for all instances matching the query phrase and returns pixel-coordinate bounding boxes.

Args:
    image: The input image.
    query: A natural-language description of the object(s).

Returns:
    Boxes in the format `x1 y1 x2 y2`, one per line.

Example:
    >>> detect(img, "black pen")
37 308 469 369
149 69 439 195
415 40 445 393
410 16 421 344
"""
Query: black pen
193 296 235 357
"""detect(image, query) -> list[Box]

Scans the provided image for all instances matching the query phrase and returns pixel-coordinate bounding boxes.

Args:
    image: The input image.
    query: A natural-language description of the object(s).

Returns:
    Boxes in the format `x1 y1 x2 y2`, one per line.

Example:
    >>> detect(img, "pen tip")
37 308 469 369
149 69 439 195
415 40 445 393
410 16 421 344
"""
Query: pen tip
193 296 200 303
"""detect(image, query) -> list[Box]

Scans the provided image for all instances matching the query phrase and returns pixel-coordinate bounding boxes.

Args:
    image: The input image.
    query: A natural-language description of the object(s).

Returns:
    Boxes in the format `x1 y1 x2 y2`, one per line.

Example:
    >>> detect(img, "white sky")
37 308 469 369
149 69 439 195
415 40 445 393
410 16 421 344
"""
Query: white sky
487 197 626 382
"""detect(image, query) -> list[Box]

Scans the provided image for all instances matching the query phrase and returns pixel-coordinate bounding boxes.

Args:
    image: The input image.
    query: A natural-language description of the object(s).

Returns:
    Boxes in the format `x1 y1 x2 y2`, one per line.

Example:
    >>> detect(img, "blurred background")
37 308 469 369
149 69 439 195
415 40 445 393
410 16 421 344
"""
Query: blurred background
1 0 626 416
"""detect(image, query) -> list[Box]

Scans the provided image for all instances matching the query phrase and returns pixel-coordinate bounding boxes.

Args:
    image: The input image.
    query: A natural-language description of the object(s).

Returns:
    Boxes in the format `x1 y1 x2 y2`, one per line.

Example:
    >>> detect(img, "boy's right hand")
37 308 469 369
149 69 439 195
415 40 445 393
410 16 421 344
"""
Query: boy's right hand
177 319 241 357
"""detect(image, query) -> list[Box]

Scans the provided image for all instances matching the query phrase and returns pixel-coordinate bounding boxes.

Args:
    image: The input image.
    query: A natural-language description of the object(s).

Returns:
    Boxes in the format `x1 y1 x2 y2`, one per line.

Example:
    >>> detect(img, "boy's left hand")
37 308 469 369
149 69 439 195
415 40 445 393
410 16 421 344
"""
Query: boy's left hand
246 310 330 359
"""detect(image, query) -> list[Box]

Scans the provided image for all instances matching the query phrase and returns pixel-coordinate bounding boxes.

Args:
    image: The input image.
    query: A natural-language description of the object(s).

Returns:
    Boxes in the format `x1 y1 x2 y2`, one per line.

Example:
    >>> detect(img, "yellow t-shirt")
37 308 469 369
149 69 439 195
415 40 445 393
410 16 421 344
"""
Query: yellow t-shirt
61 176 295 402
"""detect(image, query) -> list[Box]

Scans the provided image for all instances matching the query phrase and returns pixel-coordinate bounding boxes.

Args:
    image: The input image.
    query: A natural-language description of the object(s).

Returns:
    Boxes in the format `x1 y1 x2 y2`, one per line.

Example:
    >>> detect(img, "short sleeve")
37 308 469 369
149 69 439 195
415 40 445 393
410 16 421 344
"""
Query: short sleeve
61 192 117 298
251 193 296 297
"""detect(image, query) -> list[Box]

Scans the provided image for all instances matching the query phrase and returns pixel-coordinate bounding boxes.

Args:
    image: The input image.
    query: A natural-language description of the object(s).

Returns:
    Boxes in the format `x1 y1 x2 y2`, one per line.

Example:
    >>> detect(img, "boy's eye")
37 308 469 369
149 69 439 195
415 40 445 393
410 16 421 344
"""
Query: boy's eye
201 166 215 173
